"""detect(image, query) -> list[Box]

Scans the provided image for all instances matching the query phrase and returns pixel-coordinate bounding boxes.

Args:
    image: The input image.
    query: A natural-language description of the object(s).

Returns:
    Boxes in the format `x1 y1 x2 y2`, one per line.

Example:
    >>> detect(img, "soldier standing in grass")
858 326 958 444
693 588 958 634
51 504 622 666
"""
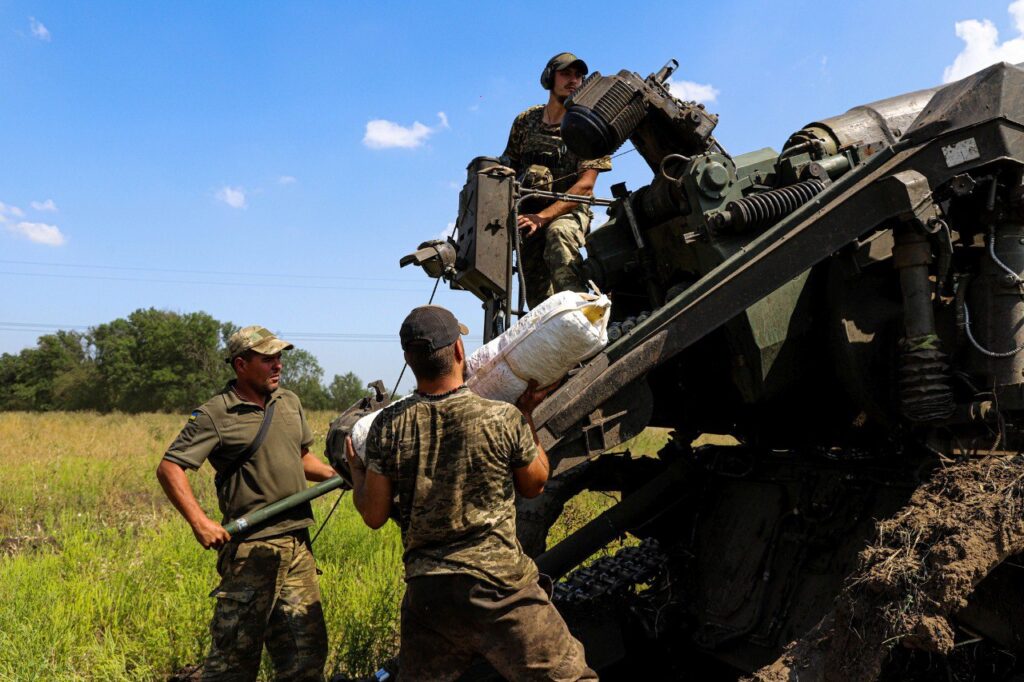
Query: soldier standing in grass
500 52 613 310
346 305 597 681
156 326 336 682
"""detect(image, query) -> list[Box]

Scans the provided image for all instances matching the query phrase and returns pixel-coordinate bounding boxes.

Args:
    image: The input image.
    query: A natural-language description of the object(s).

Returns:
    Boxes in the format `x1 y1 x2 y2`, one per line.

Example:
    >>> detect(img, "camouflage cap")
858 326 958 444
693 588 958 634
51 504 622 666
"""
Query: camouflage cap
225 325 294 362
400 305 468 351
542 52 588 89
548 52 588 74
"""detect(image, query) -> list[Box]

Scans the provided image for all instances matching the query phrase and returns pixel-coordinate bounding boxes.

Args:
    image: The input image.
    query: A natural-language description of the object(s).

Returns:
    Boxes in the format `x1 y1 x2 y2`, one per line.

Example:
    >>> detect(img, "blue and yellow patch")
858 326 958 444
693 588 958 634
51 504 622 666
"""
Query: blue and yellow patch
188 410 201 423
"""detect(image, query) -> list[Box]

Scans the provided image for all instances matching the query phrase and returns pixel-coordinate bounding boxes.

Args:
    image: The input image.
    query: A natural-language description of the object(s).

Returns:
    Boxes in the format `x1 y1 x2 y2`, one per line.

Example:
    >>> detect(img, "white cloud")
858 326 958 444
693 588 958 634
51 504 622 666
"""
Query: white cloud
437 221 456 242
943 1 1024 83
30 199 58 212
7 221 65 246
29 17 50 42
363 112 449 149
667 78 720 104
0 201 25 219
278 175 297 185
216 186 247 209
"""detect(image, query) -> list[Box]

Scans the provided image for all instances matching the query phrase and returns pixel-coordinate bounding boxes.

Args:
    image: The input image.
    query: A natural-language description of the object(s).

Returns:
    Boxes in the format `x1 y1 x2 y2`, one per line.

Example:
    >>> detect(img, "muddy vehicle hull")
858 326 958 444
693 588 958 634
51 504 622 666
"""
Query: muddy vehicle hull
403 61 1024 680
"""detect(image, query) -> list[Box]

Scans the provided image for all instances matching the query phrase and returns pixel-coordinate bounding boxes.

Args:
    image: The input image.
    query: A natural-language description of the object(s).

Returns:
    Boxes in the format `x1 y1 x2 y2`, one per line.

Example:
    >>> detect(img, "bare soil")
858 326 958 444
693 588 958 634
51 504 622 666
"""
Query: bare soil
748 454 1024 682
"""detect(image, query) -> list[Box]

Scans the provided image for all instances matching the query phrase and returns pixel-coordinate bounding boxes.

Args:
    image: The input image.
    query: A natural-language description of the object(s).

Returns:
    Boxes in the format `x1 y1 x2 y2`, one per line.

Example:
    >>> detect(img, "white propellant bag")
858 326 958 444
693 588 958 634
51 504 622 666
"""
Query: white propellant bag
466 290 611 403
349 396 408 463
350 291 611 461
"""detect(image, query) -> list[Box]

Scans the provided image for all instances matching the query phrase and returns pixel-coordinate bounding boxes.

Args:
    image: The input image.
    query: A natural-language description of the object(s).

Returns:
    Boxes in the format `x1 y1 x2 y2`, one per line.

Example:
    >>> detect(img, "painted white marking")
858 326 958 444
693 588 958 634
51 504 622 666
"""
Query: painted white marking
942 138 980 167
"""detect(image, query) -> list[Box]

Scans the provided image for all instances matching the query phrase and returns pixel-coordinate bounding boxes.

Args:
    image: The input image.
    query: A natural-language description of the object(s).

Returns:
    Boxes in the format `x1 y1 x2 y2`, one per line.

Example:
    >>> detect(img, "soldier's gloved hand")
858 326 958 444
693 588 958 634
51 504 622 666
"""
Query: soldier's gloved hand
192 515 230 550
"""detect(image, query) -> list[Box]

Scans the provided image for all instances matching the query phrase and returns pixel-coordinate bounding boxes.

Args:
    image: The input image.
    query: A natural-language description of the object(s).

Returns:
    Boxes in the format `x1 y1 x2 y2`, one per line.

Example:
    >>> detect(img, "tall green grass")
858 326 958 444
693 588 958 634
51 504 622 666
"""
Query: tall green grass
0 412 664 680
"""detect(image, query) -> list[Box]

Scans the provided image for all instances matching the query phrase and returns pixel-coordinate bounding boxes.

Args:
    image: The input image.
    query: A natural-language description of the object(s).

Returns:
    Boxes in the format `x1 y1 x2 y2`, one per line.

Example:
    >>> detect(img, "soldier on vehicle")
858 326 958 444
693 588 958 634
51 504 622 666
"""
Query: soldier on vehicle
346 305 597 681
156 326 336 682
500 52 613 309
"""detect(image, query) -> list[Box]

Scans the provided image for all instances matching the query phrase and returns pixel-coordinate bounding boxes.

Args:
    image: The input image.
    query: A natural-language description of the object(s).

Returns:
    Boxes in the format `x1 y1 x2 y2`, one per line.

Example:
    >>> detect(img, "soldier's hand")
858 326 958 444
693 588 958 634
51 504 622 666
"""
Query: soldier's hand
192 516 230 549
517 213 546 237
344 436 368 490
516 379 559 415
345 436 365 470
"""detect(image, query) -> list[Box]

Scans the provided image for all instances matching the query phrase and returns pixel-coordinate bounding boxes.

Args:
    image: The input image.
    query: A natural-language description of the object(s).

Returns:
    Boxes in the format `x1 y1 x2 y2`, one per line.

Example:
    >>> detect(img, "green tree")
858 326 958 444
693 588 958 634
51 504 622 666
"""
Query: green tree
328 371 368 409
0 331 95 410
0 311 348 415
91 309 231 412
280 348 330 410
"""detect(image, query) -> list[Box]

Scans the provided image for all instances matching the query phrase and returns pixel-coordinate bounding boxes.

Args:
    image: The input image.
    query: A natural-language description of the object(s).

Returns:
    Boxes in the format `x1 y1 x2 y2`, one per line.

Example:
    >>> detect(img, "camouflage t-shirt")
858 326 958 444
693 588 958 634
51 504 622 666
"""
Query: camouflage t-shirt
162 383 315 540
364 387 540 590
500 104 612 207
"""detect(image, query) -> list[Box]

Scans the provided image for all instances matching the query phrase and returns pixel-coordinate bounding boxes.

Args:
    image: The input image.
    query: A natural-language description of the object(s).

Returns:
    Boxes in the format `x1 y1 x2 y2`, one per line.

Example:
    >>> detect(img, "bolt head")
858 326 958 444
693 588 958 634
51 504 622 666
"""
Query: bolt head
704 162 730 190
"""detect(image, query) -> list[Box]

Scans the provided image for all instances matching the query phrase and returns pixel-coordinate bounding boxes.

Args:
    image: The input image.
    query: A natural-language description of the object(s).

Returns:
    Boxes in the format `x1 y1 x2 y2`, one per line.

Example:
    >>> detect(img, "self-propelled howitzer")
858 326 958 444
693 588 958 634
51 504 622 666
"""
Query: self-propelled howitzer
401 61 1024 679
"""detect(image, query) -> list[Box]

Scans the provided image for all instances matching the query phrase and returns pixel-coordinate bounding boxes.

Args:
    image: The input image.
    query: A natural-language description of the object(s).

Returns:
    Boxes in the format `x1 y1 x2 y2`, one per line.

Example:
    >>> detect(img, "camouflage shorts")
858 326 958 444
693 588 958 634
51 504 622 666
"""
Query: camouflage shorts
400 573 598 681
201 530 328 682
521 208 592 309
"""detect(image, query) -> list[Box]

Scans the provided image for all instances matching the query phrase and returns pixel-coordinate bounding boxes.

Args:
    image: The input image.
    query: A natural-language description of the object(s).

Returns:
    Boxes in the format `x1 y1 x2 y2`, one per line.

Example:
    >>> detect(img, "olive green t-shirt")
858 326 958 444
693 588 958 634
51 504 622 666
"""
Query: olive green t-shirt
364 387 540 590
163 383 315 540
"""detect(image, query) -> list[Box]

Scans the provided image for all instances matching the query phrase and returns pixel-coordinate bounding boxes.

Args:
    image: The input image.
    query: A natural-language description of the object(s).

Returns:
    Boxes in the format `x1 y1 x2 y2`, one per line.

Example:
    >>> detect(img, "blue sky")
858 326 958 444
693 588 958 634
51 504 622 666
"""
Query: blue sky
2 0 1024 395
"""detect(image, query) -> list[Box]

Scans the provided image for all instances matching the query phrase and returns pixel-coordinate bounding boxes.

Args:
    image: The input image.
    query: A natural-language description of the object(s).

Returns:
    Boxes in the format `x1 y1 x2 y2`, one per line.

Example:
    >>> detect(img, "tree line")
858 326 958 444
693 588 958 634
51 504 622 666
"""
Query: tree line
0 308 369 413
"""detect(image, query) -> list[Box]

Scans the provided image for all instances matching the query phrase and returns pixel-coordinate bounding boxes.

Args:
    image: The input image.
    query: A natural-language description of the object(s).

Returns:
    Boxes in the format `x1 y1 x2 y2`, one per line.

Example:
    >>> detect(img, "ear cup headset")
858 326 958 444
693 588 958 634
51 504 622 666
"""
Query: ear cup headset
540 52 587 90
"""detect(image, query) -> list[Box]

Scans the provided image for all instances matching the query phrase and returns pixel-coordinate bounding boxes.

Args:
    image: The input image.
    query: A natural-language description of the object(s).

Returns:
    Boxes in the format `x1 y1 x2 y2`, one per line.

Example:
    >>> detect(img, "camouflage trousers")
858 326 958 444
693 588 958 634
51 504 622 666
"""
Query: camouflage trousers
201 530 328 682
521 208 592 310
400 573 598 681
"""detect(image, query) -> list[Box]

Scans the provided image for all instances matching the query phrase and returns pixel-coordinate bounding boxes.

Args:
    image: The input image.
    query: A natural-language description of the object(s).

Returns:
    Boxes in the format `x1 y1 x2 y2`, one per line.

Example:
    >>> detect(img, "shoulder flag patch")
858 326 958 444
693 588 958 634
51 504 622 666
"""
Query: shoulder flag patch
188 410 201 423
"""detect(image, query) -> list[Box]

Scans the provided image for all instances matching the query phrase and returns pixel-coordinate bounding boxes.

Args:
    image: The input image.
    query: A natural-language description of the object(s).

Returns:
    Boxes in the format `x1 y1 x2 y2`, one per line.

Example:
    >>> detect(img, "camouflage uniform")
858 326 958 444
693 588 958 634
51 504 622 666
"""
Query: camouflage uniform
365 387 597 681
163 383 328 682
501 105 612 309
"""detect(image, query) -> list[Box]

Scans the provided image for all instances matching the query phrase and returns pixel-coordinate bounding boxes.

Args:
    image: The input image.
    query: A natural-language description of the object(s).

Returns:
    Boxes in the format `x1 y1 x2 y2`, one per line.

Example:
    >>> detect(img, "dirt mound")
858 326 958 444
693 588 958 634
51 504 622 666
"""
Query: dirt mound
749 454 1024 682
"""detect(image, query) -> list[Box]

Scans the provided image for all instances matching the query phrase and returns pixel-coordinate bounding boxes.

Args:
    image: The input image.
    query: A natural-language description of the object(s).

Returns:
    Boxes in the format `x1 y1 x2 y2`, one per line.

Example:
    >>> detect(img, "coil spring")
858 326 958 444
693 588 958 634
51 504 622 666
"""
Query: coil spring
723 179 826 231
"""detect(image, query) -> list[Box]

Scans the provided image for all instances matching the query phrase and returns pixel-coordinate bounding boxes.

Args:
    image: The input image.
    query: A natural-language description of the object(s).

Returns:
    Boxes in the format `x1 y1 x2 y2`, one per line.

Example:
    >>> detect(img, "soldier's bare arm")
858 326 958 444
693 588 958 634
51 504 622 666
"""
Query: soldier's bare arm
300 446 338 482
513 380 555 497
346 436 393 529
156 459 230 549
518 168 599 235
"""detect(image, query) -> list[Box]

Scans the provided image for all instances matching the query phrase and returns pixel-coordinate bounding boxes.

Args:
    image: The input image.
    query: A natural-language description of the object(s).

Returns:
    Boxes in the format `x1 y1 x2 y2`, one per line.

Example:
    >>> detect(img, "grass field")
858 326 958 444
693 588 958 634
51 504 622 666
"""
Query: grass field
0 412 666 681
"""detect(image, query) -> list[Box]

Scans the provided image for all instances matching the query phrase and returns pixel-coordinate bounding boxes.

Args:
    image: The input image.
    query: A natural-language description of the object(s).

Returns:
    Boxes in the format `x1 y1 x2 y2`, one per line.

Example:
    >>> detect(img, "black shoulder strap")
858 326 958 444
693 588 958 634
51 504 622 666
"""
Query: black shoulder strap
215 400 276 491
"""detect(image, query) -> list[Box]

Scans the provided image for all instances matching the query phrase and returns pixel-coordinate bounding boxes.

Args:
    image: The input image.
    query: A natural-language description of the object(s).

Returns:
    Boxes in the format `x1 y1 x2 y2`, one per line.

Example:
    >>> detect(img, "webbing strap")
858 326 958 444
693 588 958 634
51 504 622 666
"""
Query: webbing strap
215 400 276 491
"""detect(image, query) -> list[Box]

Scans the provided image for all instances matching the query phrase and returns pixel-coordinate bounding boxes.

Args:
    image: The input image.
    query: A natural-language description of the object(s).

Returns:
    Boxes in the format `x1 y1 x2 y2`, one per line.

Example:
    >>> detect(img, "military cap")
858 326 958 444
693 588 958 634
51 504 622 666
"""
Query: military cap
400 305 468 351
541 52 588 89
225 325 294 362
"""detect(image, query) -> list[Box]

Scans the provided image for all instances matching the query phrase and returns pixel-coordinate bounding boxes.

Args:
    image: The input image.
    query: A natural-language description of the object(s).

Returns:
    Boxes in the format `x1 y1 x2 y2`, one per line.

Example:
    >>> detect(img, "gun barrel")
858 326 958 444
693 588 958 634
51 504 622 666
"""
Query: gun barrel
224 476 346 536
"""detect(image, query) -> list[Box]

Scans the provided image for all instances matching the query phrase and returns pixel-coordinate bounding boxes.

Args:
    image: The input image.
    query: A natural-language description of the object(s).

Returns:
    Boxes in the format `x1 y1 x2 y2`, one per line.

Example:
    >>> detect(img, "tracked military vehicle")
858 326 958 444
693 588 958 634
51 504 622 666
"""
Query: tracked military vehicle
399 60 1024 679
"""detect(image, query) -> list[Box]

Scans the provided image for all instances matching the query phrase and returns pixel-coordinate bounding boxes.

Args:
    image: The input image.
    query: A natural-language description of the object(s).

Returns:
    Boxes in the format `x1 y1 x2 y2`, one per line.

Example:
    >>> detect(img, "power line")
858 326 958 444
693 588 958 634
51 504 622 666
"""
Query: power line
0 259 420 283
0 270 427 293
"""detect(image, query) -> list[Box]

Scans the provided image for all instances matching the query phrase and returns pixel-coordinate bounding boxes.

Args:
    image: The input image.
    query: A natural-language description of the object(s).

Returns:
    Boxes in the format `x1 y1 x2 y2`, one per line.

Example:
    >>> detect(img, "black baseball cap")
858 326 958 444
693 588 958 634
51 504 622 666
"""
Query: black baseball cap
400 305 469 351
